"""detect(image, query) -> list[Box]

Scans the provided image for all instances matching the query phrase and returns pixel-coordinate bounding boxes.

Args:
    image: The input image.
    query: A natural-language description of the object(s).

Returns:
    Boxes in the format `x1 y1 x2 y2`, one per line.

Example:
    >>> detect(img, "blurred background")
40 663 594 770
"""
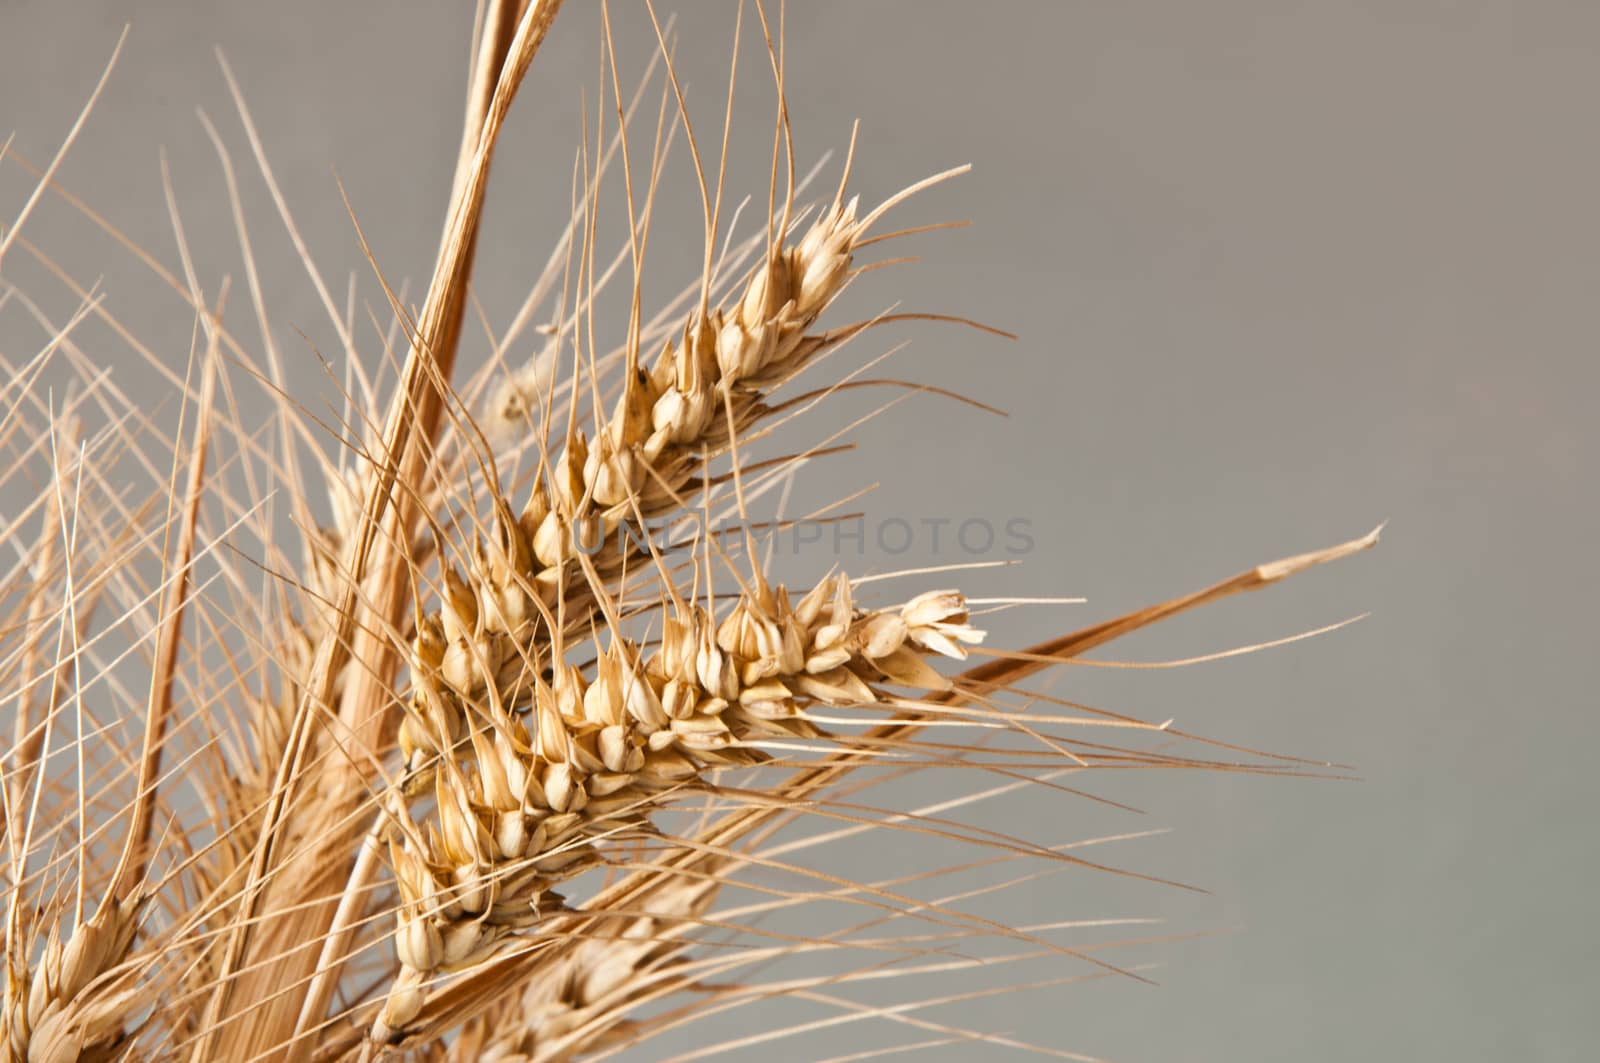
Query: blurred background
2 2 1595 1060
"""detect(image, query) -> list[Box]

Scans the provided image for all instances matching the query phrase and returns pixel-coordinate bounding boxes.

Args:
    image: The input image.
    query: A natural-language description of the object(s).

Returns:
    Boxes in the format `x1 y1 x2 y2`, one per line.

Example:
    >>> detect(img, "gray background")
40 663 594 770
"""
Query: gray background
2 2 1596 1060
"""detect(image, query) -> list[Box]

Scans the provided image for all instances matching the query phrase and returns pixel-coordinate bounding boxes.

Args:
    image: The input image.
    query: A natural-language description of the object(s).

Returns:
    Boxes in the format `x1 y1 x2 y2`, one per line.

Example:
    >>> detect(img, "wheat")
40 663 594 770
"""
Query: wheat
443 870 721 1062
0 1 1377 1060
6 898 141 1063
375 575 982 1039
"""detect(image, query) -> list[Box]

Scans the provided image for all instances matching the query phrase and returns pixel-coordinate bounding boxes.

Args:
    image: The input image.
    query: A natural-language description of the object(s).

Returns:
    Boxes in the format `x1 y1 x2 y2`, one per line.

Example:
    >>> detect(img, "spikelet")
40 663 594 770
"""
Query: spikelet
4 897 142 1063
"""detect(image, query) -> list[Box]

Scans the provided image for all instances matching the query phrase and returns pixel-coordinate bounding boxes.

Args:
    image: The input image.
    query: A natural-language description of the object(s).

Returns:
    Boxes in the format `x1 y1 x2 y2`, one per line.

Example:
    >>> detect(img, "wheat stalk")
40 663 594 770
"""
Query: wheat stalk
0 2 1376 1060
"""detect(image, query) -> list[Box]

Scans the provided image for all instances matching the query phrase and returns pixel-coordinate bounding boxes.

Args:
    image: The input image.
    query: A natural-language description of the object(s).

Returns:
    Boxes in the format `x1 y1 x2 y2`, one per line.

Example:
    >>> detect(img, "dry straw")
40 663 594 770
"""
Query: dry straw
0 1 1375 1060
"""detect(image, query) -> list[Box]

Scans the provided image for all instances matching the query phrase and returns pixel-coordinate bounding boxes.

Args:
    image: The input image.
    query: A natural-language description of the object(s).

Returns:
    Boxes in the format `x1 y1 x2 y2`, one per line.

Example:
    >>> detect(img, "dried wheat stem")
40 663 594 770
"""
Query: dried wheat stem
108 339 216 907
201 3 568 1058
4 430 68 843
